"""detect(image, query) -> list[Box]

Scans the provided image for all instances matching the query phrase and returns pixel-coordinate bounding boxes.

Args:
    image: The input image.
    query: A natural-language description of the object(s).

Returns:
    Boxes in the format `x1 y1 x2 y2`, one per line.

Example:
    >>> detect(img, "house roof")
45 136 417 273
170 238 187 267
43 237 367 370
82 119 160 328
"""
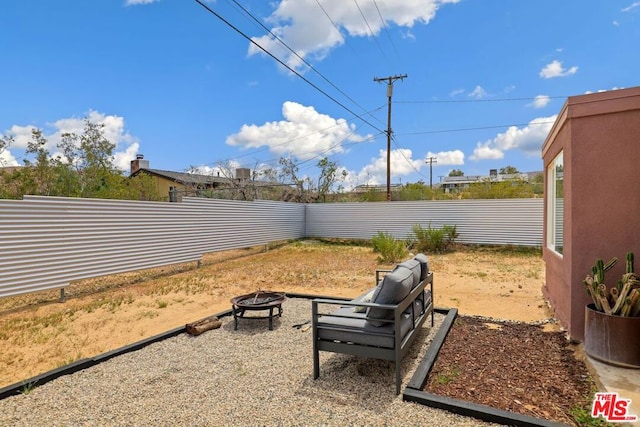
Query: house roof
441 172 535 186
132 168 231 186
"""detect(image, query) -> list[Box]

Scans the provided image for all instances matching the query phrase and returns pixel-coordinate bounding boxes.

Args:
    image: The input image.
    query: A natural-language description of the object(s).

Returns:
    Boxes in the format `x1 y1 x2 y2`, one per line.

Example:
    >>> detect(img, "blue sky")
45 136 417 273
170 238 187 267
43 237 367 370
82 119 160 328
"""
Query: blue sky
1 0 638 188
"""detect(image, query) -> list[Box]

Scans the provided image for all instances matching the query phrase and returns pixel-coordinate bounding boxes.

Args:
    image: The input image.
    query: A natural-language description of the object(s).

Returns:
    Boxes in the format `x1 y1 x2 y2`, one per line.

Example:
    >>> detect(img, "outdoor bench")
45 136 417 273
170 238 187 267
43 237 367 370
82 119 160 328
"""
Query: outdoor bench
311 254 434 394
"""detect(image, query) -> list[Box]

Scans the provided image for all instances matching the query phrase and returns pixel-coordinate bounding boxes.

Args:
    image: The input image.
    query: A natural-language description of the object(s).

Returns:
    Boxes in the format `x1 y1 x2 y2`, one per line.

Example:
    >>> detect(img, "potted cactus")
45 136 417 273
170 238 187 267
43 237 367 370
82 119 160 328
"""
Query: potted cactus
583 252 640 368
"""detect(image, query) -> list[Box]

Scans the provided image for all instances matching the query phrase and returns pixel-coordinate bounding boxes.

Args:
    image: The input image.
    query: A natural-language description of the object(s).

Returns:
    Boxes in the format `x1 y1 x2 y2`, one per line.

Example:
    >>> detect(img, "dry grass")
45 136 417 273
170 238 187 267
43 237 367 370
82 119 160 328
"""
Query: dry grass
0 240 548 389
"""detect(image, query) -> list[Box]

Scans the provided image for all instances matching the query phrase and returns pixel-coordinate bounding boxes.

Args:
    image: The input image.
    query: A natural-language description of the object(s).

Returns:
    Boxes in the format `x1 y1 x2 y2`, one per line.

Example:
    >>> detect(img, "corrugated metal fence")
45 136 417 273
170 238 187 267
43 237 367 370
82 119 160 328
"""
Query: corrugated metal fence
305 199 543 246
0 196 305 298
0 196 543 299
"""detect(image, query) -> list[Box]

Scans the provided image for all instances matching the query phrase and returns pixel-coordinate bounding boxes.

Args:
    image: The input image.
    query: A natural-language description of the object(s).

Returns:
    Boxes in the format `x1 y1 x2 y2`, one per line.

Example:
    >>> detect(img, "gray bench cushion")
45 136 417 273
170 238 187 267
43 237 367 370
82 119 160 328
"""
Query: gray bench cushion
413 253 430 281
366 265 414 326
316 299 426 348
397 259 421 288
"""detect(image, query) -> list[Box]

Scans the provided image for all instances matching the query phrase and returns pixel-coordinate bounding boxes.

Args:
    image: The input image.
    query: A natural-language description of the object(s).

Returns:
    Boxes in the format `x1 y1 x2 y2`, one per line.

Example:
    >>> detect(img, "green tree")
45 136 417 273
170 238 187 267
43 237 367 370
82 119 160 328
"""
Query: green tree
449 169 464 177
461 178 535 199
58 120 122 198
499 165 520 174
316 157 346 202
400 182 436 200
0 119 160 201
0 133 13 167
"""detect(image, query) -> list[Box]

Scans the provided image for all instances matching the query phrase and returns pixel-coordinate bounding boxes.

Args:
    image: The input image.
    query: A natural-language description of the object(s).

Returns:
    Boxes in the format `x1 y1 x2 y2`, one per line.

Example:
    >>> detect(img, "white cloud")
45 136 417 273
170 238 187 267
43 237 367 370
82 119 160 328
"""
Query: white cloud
2 110 140 171
343 148 424 187
622 2 640 12
529 95 550 109
248 0 459 70
0 144 19 166
6 124 37 149
449 88 465 97
470 115 558 161
584 87 623 94
114 142 140 172
426 150 464 165
190 160 243 178
539 60 578 79
125 0 158 6
470 143 504 160
613 20 620 26
226 101 372 160
468 85 488 98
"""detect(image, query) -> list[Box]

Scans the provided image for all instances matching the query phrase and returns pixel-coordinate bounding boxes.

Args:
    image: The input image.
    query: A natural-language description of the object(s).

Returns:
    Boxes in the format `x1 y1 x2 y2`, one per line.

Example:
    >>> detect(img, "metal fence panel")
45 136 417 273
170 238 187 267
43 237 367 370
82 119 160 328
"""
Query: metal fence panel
0 196 542 299
305 199 543 246
0 196 305 298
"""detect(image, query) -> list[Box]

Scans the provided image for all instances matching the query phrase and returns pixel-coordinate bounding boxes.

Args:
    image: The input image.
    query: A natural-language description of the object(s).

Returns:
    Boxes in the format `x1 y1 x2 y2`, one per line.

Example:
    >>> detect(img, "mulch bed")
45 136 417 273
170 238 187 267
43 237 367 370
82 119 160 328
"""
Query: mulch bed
424 316 596 425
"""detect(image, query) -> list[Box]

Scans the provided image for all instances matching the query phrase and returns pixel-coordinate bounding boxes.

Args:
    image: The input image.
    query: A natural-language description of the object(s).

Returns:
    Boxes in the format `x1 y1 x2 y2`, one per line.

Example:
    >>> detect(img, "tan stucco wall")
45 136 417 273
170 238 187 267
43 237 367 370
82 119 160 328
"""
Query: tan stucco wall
154 177 181 201
542 86 640 341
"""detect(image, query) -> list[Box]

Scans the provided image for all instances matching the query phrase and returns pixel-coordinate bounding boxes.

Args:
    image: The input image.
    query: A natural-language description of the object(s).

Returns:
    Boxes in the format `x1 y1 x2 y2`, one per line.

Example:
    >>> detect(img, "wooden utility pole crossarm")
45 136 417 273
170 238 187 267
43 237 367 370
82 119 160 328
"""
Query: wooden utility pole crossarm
374 74 407 201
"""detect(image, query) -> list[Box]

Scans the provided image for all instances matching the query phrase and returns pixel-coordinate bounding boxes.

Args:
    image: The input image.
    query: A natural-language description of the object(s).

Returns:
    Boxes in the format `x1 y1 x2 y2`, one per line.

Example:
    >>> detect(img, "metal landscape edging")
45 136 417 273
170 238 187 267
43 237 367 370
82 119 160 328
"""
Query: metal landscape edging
1 295 567 427
403 307 569 427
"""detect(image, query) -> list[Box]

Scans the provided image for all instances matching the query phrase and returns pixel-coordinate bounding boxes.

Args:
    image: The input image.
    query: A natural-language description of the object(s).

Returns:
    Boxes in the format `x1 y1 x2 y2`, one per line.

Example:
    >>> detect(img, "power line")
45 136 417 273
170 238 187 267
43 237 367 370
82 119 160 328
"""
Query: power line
185 104 386 173
390 133 426 180
372 0 401 62
228 0 382 126
353 0 389 63
395 95 569 104
396 121 556 136
314 0 357 55
193 0 385 135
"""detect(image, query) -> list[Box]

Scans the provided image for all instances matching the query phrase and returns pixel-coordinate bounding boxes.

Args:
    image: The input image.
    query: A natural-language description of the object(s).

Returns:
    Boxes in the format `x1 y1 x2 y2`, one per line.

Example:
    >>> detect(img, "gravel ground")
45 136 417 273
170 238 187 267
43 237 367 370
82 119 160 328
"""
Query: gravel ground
0 298 497 426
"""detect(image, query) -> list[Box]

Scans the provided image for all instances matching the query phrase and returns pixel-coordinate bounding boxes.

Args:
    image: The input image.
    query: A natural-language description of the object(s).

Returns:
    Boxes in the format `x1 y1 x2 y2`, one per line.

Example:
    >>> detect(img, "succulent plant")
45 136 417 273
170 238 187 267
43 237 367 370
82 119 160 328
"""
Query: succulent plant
584 252 640 316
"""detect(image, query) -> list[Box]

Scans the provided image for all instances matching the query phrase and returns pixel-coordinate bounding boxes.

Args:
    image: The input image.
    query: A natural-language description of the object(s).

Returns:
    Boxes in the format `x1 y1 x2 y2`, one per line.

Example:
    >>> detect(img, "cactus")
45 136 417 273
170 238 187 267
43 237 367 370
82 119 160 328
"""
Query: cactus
584 252 640 317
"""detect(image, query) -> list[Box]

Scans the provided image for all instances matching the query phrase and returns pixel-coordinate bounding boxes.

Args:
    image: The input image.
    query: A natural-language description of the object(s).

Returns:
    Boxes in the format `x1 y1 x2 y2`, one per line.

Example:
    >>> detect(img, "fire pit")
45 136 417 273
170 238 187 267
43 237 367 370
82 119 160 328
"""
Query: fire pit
230 291 285 331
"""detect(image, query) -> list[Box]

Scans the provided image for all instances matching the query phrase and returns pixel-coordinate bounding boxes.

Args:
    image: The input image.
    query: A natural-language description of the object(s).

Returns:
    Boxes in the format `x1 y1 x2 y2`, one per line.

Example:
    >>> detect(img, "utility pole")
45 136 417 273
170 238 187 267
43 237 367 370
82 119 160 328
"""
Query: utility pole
426 156 438 188
374 74 407 201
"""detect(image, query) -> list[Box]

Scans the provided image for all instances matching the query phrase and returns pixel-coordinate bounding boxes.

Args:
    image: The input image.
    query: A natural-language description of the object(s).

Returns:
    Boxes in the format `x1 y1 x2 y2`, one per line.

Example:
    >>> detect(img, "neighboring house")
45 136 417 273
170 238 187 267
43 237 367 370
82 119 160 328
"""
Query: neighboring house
440 169 533 193
129 155 250 201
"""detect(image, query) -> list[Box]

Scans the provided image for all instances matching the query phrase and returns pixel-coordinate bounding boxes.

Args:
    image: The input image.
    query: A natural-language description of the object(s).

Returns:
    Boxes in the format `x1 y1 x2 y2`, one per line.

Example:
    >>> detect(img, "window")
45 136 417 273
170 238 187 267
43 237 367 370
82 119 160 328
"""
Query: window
547 152 564 255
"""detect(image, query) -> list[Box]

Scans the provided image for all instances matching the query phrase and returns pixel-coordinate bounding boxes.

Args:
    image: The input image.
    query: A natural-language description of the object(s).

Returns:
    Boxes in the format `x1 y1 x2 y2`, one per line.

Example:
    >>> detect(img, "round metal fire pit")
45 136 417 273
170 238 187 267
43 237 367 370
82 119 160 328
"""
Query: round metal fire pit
230 291 285 330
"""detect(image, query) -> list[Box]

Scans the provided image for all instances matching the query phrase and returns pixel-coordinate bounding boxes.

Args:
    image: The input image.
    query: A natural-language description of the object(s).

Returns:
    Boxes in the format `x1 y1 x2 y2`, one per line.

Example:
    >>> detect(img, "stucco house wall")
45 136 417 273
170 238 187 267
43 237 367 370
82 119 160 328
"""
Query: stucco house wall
542 86 640 341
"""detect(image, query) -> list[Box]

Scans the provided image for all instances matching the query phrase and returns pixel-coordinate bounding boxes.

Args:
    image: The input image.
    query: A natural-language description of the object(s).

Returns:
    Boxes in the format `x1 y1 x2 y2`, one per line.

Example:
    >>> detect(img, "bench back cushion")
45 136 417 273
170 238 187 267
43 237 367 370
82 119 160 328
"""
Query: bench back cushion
366 265 414 326
413 253 429 281
397 258 421 288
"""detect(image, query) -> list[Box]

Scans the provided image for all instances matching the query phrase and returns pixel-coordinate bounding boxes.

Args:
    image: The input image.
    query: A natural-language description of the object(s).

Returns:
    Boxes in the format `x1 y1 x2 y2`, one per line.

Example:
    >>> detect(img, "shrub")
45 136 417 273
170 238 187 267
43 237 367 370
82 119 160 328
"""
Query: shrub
371 231 408 263
410 223 459 253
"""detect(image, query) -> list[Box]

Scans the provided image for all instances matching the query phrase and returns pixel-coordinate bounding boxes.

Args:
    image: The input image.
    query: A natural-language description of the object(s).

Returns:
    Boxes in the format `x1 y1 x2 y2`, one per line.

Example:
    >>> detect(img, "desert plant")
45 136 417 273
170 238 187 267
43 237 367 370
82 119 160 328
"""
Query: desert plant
371 231 407 263
410 223 459 253
583 252 640 316
20 381 37 395
442 224 459 247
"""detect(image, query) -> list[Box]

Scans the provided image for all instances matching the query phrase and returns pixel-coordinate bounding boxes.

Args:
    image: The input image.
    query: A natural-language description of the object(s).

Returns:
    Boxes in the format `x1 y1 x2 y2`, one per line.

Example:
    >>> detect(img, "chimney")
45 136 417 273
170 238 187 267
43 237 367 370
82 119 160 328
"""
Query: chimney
489 169 498 178
235 168 251 180
130 154 150 175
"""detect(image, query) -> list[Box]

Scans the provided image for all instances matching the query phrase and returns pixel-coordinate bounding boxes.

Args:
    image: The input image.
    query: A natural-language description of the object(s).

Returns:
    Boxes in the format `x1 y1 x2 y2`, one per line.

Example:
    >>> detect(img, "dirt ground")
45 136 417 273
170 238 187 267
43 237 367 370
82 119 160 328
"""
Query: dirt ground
0 241 551 389
425 316 594 426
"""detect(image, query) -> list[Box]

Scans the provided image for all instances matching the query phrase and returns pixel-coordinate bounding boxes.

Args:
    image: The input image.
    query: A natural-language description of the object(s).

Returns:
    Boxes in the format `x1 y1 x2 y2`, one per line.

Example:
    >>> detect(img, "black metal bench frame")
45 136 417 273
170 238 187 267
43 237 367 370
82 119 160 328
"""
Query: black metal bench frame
312 272 434 394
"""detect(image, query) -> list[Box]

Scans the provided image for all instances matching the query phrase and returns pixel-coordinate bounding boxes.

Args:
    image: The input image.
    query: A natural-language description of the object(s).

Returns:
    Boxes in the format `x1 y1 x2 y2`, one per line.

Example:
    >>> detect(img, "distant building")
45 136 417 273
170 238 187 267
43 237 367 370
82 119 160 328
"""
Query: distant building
352 184 403 193
440 169 536 193
129 155 251 201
